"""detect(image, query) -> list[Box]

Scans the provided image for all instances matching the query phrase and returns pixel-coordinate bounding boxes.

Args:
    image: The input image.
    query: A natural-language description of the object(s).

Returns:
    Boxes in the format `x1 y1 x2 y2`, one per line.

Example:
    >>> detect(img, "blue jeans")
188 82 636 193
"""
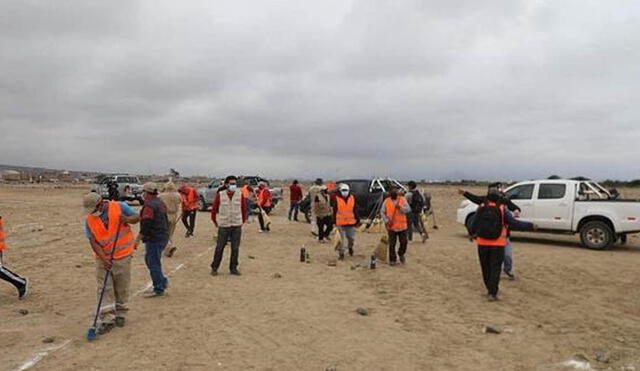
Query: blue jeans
289 201 299 220
503 238 513 274
144 240 168 294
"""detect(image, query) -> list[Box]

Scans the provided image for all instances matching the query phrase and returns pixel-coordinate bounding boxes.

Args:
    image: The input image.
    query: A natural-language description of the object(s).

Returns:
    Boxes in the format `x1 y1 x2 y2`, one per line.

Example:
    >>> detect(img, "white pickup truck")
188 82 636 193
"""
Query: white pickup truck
456 179 640 249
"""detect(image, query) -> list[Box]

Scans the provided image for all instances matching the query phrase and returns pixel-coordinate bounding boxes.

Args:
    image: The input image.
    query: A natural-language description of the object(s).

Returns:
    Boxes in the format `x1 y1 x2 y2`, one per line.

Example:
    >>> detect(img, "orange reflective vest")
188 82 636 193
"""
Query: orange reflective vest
336 195 356 226
86 202 136 260
258 188 272 208
327 181 337 192
241 185 251 199
383 197 408 230
475 203 508 247
182 187 199 211
0 216 6 252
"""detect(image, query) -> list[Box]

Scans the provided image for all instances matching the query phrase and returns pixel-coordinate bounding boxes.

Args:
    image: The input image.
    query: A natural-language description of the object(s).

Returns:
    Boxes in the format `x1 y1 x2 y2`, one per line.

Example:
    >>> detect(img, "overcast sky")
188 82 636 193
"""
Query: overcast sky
1 1 638 181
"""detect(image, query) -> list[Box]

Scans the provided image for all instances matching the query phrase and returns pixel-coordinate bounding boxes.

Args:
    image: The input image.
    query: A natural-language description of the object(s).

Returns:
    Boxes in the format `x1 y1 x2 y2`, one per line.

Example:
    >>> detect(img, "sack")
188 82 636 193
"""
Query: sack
332 229 342 251
373 234 388 262
471 204 503 239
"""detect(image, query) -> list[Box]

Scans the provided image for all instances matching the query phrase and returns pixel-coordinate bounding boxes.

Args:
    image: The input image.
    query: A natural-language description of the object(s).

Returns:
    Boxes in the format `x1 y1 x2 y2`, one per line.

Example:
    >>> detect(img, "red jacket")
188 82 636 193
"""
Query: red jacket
289 184 303 202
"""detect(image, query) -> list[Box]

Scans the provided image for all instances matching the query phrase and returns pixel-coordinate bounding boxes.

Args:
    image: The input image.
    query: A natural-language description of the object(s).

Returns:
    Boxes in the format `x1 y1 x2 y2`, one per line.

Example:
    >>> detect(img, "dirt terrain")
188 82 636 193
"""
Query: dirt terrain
1 184 639 371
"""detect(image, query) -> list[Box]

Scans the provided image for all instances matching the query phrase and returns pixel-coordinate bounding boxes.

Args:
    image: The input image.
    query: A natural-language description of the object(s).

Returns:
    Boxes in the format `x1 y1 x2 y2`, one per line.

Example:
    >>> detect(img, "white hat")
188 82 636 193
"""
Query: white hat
339 183 350 192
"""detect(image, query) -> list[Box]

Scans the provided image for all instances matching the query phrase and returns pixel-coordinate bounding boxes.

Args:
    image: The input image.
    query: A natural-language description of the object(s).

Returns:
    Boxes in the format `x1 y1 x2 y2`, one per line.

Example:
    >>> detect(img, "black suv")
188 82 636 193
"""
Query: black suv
299 178 406 223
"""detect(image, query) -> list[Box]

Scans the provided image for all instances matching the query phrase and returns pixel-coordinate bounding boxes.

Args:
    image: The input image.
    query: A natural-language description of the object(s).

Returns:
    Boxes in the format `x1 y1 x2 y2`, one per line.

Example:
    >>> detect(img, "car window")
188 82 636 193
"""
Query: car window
505 184 534 200
349 182 368 195
538 184 566 199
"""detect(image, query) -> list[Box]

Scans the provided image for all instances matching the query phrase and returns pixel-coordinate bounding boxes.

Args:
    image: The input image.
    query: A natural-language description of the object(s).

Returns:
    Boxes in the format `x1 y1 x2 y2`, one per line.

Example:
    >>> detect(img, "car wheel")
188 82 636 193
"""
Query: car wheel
580 221 614 250
465 213 475 235
198 197 208 212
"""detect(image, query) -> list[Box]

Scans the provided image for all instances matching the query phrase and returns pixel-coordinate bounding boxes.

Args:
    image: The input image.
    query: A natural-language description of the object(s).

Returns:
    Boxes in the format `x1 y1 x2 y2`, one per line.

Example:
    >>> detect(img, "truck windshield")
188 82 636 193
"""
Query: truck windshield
117 177 139 184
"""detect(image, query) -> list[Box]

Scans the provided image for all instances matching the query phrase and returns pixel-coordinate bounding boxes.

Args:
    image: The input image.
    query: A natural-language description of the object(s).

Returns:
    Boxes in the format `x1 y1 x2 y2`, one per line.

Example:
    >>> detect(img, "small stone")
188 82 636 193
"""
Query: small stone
42 337 55 344
326 366 337 371
327 260 337 267
75 264 82 268
55 311 65 317
18 309 29 315
595 350 610 363
356 307 369 316
484 326 502 334
248 255 256 259
272 273 282 279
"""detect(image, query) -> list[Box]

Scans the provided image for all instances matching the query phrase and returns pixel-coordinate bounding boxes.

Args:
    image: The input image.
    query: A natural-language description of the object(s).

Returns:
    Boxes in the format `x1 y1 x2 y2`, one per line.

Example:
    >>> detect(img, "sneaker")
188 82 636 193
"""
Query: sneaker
185 232 191 238
319 239 326 244
399 255 406 264
166 247 178 257
97 322 115 335
338 252 345 261
348 247 354 257
115 317 126 328
488 295 498 302
18 278 29 299
230 270 242 276
144 291 165 298
210 269 218 276
505 271 516 281
421 233 428 243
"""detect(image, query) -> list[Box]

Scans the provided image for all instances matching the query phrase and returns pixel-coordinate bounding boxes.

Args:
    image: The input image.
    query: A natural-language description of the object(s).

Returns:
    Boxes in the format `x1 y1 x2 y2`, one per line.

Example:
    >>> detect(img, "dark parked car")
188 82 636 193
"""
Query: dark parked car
299 178 406 223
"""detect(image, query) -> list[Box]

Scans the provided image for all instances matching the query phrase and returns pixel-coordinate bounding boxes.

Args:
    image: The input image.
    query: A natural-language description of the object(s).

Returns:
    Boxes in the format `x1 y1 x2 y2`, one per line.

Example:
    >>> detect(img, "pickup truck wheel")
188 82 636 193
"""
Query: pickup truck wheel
580 221 614 250
198 197 208 212
465 213 475 235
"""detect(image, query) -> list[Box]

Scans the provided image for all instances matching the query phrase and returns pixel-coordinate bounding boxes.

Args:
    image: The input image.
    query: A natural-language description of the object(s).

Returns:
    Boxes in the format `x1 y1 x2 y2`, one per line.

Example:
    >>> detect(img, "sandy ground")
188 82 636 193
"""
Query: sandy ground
1 184 640 371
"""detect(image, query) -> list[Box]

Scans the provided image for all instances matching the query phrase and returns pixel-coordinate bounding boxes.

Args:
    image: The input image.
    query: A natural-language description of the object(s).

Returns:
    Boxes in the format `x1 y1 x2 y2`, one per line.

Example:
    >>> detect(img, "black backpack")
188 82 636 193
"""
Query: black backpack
471 203 504 239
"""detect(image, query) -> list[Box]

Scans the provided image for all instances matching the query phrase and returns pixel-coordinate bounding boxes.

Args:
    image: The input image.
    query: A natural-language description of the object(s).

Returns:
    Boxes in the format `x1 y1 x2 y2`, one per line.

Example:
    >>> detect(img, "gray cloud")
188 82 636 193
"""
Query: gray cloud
1 0 639 180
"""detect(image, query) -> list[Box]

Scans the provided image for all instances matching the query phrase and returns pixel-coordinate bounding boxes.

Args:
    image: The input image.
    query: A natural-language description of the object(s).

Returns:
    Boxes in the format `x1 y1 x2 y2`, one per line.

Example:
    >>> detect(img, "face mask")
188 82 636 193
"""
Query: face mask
341 190 349 197
228 184 237 193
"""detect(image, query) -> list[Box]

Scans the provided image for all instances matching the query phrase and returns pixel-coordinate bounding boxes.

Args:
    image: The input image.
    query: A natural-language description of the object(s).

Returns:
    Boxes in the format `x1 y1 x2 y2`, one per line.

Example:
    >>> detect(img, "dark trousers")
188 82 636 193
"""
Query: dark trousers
211 226 242 272
388 230 408 263
144 240 168 294
181 210 197 235
0 251 27 290
288 201 300 221
407 212 426 241
258 206 272 231
317 216 333 241
477 246 505 297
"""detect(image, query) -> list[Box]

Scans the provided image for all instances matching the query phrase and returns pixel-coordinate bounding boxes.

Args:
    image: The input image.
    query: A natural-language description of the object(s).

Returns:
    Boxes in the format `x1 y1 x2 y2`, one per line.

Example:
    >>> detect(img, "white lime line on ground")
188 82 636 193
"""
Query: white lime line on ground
14 245 214 371
14 340 72 371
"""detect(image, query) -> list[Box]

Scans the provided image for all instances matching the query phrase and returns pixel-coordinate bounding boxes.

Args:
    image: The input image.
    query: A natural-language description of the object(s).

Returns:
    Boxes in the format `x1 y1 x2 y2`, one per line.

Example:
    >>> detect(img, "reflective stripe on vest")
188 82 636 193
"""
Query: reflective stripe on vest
218 191 243 227
383 197 408 231
86 201 135 260
336 195 356 226
475 203 508 247
0 217 6 251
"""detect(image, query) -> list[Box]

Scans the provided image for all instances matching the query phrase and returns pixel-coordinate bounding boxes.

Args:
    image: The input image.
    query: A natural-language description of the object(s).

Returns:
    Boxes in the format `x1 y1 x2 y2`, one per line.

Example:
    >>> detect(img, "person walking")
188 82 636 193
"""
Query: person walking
459 184 521 280
179 185 199 237
288 180 303 221
308 178 323 236
313 186 333 243
240 184 254 222
0 216 29 299
405 181 428 243
107 179 119 201
470 188 535 301
159 182 182 257
381 187 411 265
332 184 360 260
83 192 139 333
140 182 170 298
210 176 247 276
257 182 273 233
